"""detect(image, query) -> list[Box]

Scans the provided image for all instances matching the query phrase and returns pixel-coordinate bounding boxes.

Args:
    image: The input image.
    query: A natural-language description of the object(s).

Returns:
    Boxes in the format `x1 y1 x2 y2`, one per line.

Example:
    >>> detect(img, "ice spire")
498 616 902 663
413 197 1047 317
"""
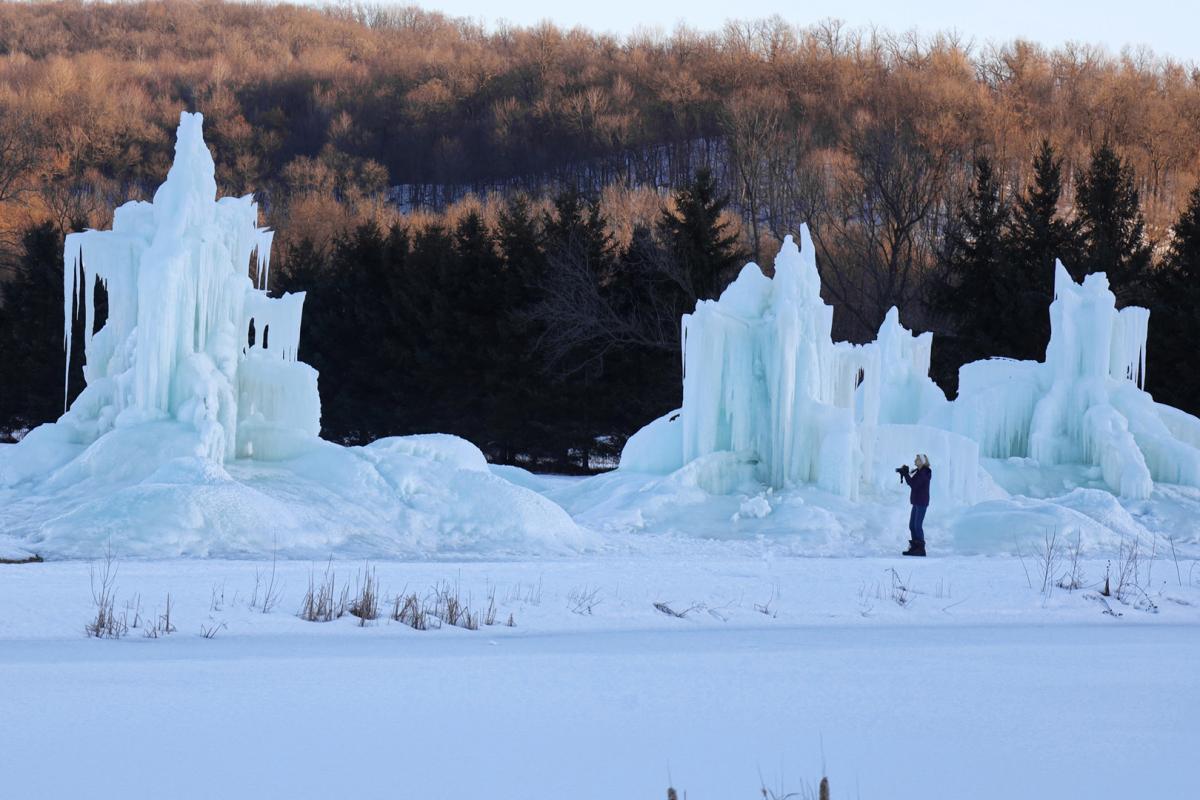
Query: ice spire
59 111 319 462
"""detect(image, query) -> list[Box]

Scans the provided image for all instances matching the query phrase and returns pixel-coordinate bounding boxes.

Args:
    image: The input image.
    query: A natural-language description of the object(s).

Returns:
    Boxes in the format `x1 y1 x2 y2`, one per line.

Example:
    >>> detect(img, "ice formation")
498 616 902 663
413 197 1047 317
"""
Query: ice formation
58 111 317 463
952 264 1200 499
623 227 986 504
621 227 1200 504
0 112 588 558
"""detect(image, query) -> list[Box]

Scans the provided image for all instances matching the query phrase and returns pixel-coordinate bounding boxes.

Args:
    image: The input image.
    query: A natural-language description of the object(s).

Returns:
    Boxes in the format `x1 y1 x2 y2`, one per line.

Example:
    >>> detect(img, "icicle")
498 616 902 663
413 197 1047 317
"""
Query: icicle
62 236 82 411
255 228 275 291
83 248 97 364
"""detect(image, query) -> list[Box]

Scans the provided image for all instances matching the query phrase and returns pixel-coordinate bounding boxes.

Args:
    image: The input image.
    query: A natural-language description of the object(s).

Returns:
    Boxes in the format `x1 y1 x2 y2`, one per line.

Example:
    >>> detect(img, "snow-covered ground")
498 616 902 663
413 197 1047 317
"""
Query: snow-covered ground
1 551 1197 799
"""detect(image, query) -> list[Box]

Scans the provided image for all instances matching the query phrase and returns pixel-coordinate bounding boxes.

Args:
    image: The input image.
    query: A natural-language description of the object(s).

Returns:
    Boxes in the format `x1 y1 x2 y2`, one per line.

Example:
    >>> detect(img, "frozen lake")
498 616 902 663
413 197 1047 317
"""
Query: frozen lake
2 555 1196 798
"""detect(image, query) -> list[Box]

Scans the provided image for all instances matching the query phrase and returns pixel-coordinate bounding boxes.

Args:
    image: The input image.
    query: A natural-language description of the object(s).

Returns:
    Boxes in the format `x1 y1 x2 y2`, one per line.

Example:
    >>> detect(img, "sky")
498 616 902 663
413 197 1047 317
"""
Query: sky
410 0 1199 63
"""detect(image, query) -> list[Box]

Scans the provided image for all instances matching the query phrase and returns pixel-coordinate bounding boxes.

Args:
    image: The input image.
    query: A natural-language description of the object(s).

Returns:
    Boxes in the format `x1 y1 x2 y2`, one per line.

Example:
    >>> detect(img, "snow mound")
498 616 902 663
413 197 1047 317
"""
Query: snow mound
949 488 1151 555
0 112 590 560
3 430 591 559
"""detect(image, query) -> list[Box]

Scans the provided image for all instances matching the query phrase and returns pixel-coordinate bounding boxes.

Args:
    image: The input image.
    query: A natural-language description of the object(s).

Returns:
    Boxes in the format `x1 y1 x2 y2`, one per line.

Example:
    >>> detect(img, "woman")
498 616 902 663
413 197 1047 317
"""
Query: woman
899 454 931 557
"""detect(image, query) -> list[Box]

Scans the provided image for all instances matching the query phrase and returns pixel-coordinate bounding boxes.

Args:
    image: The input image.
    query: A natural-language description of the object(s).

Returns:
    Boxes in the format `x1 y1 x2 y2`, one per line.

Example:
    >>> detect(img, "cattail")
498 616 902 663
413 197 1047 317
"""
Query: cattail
667 788 678 800
819 777 830 800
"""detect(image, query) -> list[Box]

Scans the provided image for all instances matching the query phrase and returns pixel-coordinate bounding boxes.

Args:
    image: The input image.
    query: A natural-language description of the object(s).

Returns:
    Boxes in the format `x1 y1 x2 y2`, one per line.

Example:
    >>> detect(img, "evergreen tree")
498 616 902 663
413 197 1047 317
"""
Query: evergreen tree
497 196 546 289
1075 142 1153 302
277 223 408 443
448 210 510 454
933 157 1013 365
538 191 616 471
1165 185 1200 280
1003 140 1078 360
496 196 556 463
0 222 89 432
657 167 744 302
543 189 614 279
398 222 457 435
605 223 684 432
1146 185 1200 415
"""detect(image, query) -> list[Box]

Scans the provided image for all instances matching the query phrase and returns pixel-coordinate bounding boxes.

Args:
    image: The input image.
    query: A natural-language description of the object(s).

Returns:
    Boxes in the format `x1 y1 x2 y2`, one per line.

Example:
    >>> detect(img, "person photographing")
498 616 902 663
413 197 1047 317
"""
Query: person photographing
896 454 931 557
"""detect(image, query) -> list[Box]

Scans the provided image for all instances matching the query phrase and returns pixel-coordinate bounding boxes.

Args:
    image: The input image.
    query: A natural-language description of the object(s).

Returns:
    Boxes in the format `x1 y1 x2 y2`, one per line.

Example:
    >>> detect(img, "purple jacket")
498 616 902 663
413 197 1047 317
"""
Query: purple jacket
903 466 931 506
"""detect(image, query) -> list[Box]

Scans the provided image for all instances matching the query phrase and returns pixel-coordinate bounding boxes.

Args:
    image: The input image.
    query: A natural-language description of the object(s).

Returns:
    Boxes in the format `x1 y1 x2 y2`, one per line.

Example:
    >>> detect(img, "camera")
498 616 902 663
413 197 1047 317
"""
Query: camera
895 464 910 483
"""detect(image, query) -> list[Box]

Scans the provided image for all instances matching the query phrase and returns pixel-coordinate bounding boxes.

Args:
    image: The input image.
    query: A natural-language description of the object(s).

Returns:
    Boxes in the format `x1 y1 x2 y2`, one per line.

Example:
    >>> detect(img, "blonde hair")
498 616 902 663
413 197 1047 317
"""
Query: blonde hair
914 454 931 469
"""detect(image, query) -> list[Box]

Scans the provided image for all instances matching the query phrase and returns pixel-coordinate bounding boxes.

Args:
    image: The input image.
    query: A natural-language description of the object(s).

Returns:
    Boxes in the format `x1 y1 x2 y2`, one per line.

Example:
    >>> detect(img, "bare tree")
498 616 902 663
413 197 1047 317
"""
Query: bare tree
809 118 951 340
530 226 687 376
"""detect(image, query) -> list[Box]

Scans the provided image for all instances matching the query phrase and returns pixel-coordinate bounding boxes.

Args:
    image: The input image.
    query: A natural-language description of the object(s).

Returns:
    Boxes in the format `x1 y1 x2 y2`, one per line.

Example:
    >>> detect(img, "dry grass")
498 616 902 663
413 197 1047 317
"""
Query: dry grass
299 560 349 622
390 581 503 631
85 547 126 639
390 591 428 630
567 585 602 616
143 593 176 639
349 564 380 626
250 539 282 613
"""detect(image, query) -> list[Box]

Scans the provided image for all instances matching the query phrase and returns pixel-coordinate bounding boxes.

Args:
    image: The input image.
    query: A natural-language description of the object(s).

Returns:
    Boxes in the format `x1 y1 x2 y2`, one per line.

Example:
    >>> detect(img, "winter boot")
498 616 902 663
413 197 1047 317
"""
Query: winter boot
902 539 926 557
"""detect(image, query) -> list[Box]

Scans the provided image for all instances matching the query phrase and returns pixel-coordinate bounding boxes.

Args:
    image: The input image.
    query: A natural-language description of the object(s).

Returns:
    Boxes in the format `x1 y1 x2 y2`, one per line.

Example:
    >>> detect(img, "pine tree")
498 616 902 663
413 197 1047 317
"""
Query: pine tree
543 189 614 279
1165 185 1200 281
933 157 1013 364
277 222 409 443
497 195 546 290
399 222 458 436
1146 185 1200 414
1075 142 1152 302
496 196 557 464
0 222 89 432
1003 140 1078 359
449 210 510 454
658 167 744 302
538 191 617 471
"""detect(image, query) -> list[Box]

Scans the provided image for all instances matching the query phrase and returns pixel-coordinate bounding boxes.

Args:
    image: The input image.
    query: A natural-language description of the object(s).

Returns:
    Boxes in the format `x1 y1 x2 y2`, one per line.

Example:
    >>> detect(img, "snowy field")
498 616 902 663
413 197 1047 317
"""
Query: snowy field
1 551 1197 799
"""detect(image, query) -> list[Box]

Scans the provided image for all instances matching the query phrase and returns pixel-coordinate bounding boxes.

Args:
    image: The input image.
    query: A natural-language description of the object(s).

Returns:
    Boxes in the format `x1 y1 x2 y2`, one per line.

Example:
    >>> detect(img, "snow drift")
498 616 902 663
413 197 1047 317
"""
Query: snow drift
0 112 589 559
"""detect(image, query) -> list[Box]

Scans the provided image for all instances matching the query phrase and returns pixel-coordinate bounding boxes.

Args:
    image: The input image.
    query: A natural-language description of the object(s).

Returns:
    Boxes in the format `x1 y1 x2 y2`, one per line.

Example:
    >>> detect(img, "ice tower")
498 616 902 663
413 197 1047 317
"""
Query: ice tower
61 112 319 462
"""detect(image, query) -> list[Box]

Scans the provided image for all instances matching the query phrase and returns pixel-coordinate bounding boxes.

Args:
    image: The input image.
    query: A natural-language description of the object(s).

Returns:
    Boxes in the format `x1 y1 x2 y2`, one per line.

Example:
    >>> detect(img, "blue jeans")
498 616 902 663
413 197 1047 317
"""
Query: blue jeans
909 504 928 542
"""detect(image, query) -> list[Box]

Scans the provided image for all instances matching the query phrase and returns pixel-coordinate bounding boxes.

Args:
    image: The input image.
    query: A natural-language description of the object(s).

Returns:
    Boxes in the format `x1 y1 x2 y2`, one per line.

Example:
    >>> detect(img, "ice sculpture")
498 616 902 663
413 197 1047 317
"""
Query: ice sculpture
953 264 1200 499
625 226 985 503
0 111 588 558
60 111 319 462
622 229 1200 502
